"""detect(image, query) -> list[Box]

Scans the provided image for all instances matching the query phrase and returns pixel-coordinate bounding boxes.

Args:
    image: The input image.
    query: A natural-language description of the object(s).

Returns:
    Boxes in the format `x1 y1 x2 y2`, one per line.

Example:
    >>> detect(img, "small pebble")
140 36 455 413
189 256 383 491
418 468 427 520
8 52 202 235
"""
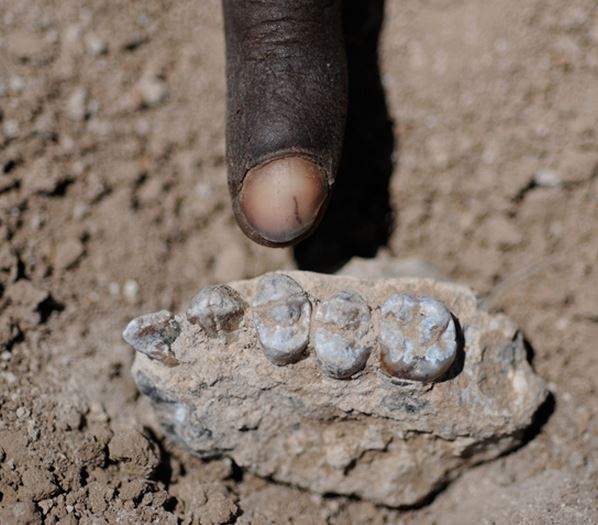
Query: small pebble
38 499 54 515
72 203 88 221
138 76 168 107
88 401 109 423
66 87 88 121
16 406 30 419
3 120 19 139
534 169 561 188
63 24 82 45
1 372 17 384
54 238 85 271
27 420 40 440
123 279 140 302
85 33 107 56
9 75 25 94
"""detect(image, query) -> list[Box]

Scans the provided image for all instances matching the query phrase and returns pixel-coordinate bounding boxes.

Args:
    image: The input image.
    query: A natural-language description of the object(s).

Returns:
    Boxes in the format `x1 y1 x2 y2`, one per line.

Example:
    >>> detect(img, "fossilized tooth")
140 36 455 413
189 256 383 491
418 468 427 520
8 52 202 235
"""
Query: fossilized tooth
123 310 180 367
379 293 457 382
186 284 246 337
130 270 548 507
251 273 311 365
314 290 372 378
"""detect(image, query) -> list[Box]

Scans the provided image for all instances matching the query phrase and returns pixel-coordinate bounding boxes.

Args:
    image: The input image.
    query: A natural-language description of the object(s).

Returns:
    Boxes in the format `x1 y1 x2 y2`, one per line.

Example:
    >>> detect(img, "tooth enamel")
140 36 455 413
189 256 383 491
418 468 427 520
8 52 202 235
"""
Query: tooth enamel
314 290 372 379
251 273 311 365
186 284 246 337
129 270 548 508
123 310 180 366
379 294 457 382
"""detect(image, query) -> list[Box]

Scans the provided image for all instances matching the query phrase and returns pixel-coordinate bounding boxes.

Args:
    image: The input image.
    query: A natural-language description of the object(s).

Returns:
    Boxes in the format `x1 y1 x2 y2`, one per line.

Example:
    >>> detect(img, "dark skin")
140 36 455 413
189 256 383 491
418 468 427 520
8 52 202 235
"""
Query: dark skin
223 0 350 248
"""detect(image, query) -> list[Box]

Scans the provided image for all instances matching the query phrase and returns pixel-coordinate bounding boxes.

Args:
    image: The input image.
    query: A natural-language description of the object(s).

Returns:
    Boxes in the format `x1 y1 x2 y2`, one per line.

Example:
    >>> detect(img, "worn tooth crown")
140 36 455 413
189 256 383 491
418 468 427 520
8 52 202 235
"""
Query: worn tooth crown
251 273 311 365
186 284 246 337
122 310 180 366
314 290 372 379
122 275 460 384
379 293 457 382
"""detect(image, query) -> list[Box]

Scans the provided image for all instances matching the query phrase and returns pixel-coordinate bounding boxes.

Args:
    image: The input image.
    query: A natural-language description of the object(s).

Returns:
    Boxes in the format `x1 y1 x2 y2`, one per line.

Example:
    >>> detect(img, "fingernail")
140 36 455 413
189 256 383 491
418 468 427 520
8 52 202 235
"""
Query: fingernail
239 156 328 245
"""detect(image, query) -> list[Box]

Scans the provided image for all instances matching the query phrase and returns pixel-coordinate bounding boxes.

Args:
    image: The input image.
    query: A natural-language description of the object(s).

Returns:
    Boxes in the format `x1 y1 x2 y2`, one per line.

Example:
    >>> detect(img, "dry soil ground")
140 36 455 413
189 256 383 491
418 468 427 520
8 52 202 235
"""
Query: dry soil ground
0 0 597 524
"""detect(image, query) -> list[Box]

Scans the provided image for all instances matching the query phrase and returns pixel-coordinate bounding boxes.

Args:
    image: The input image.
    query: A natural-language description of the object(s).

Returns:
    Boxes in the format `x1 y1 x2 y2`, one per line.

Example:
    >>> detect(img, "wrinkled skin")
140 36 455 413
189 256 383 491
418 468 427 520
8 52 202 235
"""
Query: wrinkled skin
223 0 387 249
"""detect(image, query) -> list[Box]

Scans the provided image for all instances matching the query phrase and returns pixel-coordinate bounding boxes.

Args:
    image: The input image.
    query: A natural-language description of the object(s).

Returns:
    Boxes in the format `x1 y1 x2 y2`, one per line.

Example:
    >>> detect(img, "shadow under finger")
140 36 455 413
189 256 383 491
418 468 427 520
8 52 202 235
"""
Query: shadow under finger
294 0 396 273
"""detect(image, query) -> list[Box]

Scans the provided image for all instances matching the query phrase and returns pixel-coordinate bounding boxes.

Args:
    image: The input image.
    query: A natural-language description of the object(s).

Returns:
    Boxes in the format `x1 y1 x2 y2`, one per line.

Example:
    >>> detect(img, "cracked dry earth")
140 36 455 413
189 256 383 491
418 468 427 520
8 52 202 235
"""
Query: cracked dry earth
0 1 597 524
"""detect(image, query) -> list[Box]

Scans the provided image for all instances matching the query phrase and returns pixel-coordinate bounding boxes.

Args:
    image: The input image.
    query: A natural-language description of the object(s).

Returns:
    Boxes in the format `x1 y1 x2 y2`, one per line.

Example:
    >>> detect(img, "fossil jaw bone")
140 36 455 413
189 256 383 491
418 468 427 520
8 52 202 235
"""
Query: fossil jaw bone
123 272 459 383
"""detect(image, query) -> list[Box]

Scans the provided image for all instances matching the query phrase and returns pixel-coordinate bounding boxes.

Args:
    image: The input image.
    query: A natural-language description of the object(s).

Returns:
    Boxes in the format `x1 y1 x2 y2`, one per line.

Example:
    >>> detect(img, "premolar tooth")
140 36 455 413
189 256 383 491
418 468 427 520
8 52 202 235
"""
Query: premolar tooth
379 293 457 382
123 310 180 366
252 273 311 365
314 290 372 379
186 284 246 337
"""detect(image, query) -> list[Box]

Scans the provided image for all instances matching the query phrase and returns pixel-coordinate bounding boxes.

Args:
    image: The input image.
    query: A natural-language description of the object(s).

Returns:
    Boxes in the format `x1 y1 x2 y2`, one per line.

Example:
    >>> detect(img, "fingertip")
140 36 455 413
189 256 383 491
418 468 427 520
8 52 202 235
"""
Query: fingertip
237 156 328 246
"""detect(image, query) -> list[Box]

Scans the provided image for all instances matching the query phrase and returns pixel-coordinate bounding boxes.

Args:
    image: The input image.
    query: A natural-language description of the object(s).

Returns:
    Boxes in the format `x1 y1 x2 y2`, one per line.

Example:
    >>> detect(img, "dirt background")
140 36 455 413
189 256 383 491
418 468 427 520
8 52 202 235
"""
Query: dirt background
0 0 597 523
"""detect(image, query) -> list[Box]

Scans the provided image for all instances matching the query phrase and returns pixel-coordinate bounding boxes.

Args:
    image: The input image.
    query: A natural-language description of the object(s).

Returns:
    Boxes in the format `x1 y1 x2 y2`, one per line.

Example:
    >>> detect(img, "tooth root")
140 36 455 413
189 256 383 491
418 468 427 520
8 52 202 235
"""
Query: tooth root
314 290 372 379
123 310 180 366
251 273 311 366
379 294 457 382
186 284 246 337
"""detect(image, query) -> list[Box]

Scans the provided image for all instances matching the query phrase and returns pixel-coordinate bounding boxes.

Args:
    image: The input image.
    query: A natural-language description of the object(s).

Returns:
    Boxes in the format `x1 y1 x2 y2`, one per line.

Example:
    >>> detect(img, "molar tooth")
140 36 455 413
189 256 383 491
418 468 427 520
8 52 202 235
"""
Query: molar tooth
186 284 246 337
251 273 311 366
379 294 457 382
123 310 180 366
314 290 372 379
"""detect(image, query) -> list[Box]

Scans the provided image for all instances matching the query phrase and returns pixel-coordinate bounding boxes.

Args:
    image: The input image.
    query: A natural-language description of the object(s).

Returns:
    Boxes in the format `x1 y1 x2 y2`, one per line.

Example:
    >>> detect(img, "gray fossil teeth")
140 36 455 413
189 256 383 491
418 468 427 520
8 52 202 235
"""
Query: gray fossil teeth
186 284 246 337
314 290 372 379
379 293 457 382
123 310 180 366
251 273 311 366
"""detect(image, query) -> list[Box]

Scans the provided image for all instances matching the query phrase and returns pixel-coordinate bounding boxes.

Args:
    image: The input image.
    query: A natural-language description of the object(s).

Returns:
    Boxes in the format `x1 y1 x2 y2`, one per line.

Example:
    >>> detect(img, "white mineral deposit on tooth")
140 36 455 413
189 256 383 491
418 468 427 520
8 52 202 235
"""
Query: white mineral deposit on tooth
380 293 457 382
125 269 548 507
122 310 180 366
314 290 372 378
186 284 246 337
251 273 311 365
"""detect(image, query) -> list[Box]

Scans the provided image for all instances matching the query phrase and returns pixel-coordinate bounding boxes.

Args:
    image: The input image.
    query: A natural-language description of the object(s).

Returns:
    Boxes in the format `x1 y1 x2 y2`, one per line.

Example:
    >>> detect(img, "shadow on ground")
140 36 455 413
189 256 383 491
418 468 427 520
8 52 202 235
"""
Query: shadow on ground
294 0 395 273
